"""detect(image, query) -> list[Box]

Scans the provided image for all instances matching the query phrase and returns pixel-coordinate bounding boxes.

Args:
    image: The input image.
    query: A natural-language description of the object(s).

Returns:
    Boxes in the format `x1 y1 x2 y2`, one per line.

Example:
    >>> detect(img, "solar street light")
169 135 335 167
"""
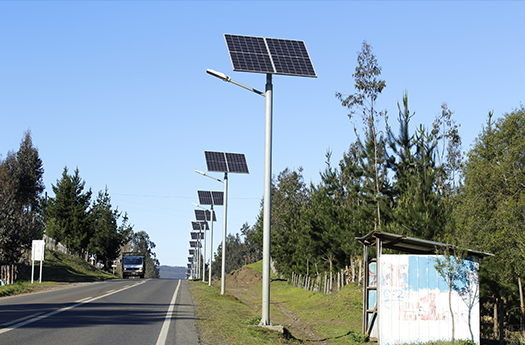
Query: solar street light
194 203 217 287
197 151 249 295
208 34 315 326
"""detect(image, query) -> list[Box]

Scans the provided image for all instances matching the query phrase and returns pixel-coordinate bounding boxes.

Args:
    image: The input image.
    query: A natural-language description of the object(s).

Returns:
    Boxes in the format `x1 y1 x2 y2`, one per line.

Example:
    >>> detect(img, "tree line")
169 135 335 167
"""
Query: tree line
218 41 524 340
0 131 159 278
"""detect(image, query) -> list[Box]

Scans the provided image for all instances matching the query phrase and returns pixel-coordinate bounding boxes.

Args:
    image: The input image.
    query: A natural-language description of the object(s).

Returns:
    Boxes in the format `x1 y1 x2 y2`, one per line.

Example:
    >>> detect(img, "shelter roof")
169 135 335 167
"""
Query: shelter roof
355 230 493 257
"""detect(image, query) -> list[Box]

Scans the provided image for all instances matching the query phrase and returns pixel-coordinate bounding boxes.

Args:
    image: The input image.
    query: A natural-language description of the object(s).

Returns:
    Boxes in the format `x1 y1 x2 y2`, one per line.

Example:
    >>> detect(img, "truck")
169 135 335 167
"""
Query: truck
122 255 145 279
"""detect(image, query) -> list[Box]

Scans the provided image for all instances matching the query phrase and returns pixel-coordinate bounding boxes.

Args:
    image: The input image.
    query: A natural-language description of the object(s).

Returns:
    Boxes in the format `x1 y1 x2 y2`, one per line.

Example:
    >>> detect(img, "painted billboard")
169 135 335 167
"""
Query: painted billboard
379 254 480 345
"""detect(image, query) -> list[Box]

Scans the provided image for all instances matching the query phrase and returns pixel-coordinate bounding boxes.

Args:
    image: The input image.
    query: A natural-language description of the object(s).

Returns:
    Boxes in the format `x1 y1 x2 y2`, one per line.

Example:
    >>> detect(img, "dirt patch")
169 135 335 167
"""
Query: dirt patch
214 266 263 288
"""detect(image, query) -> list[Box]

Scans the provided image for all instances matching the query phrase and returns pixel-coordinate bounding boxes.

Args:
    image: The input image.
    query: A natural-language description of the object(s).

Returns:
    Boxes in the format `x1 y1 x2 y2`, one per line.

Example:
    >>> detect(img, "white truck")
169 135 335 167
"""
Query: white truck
122 255 145 279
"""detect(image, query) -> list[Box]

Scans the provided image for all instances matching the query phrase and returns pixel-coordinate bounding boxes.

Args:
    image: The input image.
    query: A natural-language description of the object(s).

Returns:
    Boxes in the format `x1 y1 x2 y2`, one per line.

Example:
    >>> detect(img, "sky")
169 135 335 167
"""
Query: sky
1 1 524 268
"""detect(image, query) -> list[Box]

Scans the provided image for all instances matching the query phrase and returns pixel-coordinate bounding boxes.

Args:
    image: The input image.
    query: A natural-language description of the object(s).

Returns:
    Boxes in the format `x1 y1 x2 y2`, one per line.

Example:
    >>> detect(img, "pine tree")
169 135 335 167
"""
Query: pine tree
0 131 44 261
47 167 92 255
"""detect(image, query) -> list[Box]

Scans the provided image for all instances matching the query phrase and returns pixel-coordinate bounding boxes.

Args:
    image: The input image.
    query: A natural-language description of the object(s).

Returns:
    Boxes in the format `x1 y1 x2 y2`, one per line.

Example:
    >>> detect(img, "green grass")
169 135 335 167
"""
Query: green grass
0 249 117 298
189 281 300 344
190 263 368 345
35 250 117 282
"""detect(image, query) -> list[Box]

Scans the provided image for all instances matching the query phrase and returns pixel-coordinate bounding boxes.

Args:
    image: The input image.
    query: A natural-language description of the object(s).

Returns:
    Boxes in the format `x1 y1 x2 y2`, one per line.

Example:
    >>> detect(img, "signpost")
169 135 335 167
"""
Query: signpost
31 239 45 284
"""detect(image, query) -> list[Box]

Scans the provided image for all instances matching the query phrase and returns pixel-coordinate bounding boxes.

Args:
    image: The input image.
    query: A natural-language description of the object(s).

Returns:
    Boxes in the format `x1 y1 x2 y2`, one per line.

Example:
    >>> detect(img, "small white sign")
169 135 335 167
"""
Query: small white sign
32 240 45 261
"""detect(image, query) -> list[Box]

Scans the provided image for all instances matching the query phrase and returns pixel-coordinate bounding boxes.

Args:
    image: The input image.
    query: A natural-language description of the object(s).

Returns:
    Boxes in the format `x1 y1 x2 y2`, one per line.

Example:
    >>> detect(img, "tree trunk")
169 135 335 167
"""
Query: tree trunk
519 276 525 337
449 287 455 343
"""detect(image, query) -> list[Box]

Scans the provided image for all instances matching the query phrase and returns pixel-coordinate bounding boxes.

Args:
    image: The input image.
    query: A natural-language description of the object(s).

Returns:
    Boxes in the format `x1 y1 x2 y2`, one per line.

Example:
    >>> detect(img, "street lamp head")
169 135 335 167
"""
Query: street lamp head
206 68 230 82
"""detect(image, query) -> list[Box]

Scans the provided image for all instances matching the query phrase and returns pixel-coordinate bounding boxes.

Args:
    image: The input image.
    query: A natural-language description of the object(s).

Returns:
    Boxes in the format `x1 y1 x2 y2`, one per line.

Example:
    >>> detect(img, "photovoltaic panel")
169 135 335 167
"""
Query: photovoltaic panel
188 257 193 262
204 151 228 172
198 190 224 206
224 34 316 78
195 209 217 222
191 220 209 231
191 231 204 240
204 151 249 174
189 249 195 255
225 152 250 173
189 241 200 248
224 35 274 74
211 191 224 206
197 190 213 205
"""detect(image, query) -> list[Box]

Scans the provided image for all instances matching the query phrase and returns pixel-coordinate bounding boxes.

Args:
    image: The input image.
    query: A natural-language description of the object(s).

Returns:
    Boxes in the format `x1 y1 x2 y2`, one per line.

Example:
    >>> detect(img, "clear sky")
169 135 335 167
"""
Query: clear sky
1 1 524 268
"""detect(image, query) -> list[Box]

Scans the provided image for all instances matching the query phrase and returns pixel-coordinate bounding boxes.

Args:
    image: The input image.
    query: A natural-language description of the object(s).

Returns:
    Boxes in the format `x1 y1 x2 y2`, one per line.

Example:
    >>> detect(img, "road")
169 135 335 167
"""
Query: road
0 279 199 345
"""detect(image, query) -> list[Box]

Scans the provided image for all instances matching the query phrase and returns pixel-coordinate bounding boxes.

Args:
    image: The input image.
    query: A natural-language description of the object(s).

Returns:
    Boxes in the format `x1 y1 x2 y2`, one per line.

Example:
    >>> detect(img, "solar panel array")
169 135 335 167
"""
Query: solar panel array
204 151 249 174
190 231 204 240
197 190 224 206
195 209 217 222
191 220 209 231
224 34 316 78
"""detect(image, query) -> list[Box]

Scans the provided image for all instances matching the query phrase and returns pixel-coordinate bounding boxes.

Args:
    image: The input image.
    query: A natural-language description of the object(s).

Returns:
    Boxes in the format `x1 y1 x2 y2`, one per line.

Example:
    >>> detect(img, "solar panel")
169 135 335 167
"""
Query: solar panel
195 209 217 222
225 152 250 173
211 191 224 206
198 190 224 206
189 241 200 248
191 220 209 231
205 151 228 173
190 231 204 240
188 257 193 262
197 191 213 205
204 151 249 174
189 249 195 255
224 34 316 78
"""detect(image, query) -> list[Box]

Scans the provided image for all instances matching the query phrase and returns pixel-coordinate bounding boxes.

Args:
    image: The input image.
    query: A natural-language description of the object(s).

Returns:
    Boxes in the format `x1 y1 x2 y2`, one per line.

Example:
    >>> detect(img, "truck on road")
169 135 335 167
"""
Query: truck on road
122 255 145 279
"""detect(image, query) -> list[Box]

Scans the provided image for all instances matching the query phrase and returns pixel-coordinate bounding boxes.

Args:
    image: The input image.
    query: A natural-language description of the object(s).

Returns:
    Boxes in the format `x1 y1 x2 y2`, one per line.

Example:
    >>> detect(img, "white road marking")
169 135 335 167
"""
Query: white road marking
0 280 147 335
155 279 182 345
0 312 45 327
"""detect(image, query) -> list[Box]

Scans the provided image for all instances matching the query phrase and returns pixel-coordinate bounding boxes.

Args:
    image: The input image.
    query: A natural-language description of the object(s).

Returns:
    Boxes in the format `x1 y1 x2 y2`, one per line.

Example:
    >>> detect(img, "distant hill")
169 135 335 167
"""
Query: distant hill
159 265 187 279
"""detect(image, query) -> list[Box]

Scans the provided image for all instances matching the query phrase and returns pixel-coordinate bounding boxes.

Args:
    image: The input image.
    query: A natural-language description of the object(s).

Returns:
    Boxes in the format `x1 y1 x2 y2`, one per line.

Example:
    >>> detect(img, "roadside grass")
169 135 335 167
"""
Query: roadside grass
190 264 368 345
189 281 301 344
33 250 117 282
0 249 117 298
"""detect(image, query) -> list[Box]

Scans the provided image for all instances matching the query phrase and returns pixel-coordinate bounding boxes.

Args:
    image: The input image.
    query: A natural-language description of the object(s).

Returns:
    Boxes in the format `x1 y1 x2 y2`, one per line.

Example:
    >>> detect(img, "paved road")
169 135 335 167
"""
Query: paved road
0 279 199 345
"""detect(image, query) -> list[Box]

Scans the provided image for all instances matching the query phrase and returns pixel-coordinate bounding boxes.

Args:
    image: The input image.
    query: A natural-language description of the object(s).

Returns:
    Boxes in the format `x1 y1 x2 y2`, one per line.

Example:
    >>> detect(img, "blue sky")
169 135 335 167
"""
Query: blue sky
1 1 524 268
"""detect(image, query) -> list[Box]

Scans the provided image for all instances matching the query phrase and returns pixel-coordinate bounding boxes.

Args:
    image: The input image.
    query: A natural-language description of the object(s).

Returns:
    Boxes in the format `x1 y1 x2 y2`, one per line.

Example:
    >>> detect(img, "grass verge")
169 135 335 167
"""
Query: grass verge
0 249 117 298
189 281 301 344
190 265 368 345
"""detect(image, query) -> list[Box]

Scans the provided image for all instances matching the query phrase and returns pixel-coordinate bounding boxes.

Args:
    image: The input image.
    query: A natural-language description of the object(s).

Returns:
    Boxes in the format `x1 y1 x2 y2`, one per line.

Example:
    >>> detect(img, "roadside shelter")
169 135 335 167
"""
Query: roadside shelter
356 230 493 345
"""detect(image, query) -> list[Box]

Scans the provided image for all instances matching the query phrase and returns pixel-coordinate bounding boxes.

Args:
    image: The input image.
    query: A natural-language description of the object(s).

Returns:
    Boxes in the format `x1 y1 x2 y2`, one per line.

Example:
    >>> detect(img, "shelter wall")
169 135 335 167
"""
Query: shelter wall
378 255 480 345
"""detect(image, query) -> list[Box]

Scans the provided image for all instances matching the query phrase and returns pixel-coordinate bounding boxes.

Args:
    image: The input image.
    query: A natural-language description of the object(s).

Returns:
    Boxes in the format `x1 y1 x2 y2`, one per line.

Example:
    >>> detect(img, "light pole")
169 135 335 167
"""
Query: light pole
194 203 216 287
208 33 315 327
195 170 228 295
206 69 273 325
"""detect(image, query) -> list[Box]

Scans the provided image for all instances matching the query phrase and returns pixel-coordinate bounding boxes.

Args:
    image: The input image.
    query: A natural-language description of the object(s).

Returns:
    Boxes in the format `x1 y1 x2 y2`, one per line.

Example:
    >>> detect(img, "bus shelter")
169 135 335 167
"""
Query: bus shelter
356 231 493 345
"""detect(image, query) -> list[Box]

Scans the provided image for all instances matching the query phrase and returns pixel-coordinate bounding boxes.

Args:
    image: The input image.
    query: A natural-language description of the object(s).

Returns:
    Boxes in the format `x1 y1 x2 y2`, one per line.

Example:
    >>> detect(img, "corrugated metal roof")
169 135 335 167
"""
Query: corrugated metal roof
356 230 493 257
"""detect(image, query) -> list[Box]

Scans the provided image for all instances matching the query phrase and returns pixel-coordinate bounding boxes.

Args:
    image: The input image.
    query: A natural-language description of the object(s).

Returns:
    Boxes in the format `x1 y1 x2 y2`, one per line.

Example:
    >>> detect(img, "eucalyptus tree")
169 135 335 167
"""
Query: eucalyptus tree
336 40 389 231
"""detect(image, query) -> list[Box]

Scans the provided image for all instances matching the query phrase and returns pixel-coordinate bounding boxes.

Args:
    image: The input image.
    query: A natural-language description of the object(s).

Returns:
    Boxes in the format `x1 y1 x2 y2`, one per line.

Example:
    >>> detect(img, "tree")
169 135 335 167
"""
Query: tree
0 131 45 262
457 106 525 339
47 167 92 255
336 40 389 231
435 236 470 343
130 230 160 278
89 187 133 268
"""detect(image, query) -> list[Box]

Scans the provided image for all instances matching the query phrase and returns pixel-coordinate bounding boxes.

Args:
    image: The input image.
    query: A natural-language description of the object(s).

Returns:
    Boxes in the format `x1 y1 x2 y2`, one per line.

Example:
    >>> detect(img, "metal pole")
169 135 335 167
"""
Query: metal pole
209 206 214 286
202 225 206 282
260 73 273 326
220 172 228 295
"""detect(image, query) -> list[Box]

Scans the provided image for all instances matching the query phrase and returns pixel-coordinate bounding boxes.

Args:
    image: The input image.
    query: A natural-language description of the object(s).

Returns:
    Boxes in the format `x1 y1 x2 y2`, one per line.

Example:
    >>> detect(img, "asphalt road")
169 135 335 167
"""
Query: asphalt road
0 279 199 345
